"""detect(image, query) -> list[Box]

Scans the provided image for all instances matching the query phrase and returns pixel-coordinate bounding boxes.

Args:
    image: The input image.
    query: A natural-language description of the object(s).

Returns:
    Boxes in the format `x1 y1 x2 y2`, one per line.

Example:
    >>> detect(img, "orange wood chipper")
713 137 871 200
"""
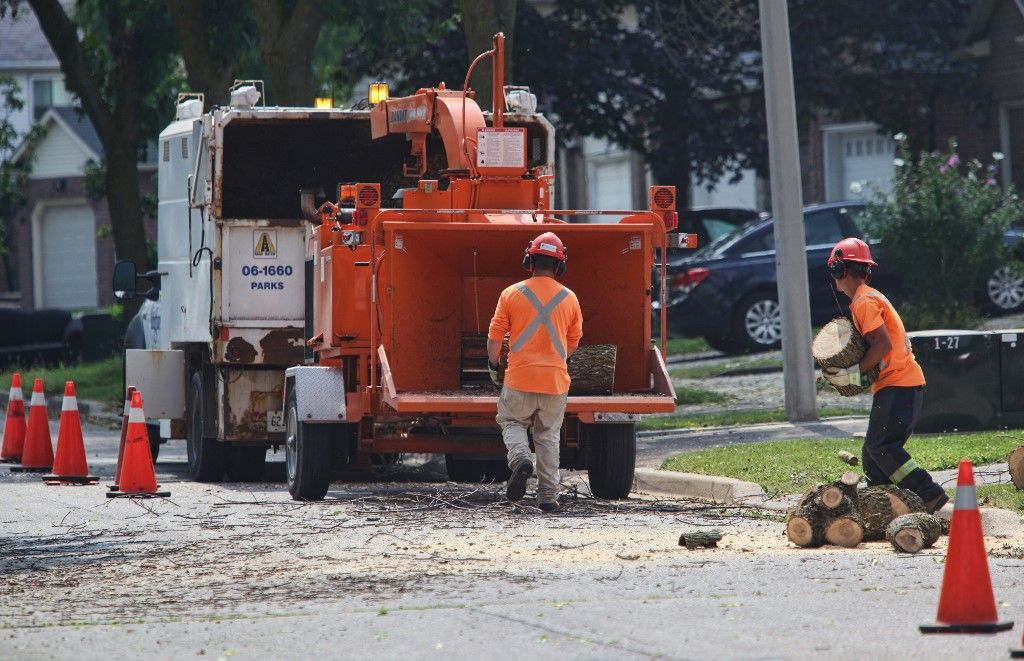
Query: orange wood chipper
284 33 680 501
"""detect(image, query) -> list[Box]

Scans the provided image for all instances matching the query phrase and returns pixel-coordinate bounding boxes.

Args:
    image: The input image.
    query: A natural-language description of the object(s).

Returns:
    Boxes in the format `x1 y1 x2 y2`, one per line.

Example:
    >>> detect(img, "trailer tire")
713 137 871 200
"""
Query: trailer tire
285 389 332 501
186 372 225 482
226 446 268 482
585 422 636 499
444 455 512 483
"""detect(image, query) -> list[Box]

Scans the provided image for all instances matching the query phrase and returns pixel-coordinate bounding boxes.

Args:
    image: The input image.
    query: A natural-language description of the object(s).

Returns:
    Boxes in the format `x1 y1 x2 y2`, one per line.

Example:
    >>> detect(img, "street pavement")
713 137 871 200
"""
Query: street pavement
3 421 1024 659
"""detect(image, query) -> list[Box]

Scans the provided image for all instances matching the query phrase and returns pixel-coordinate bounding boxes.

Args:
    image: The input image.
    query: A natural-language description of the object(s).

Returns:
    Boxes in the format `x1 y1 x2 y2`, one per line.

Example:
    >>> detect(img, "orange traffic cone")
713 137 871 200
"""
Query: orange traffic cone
42 381 97 485
109 385 136 491
0 373 26 463
11 378 53 473
920 458 1013 633
107 390 168 498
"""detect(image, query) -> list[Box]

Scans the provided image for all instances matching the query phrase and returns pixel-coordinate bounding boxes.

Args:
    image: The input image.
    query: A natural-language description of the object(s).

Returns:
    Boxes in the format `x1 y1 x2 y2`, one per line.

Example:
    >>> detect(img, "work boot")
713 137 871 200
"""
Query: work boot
506 460 533 501
539 500 560 513
923 492 949 514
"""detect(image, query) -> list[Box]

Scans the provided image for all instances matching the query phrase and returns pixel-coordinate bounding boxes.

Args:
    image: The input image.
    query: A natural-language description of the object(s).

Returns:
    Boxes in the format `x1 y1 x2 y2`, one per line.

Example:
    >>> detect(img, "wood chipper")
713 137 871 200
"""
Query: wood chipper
284 33 679 501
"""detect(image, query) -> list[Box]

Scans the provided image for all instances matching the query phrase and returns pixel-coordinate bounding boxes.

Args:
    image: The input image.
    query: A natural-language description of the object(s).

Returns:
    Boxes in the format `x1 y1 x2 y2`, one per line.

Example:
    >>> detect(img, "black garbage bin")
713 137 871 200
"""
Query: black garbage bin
909 330 1000 432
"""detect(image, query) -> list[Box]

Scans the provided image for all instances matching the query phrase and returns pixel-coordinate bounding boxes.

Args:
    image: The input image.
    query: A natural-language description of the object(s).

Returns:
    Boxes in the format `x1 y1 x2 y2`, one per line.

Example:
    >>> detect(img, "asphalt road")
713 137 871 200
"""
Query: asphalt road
3 422 1024 659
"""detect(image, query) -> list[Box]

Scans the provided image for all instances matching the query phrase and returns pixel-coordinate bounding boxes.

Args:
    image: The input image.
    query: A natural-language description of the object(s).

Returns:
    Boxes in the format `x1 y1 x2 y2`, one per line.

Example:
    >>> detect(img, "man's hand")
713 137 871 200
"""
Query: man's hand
822 365 864 389
488 360 504 386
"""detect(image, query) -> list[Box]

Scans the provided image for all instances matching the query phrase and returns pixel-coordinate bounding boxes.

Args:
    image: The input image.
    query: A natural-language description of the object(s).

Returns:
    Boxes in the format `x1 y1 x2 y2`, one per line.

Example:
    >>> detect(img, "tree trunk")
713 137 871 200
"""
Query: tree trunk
886 513 941 553
825 513 865 548
170 0 236 106
105 141 150 269
678 529 723 549
459 0 517 110
252 0 326 106
568 344 616 395
1008 445 1024 490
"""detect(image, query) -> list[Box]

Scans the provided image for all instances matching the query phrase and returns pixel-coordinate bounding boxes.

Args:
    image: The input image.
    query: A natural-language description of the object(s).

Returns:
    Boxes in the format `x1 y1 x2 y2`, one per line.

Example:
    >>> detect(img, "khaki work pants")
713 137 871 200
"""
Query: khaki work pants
496 385 567 504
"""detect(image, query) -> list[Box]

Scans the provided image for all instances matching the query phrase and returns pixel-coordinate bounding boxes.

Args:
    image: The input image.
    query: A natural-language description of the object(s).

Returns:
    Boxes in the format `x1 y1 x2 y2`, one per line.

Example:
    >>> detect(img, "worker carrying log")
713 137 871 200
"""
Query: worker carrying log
821 238 948 513
487 232 583 513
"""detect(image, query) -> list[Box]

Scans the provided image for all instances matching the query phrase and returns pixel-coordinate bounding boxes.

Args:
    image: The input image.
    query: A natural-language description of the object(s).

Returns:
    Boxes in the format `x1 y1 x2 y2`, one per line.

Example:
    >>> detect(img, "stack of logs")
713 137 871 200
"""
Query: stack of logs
787 471 944 552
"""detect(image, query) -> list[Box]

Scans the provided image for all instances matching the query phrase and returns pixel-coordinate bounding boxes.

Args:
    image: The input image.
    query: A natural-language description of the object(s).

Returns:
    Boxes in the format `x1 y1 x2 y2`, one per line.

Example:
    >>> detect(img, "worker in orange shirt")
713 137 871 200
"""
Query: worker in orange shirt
487 232 583 513
822 238 948 513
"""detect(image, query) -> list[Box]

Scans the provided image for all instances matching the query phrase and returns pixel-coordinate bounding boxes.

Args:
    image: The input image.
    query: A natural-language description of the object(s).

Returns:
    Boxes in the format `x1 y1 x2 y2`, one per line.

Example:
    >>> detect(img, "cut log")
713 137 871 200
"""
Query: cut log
1009 446 1024 490
856 485 926 541
838 451 859 467
678 529 724 550
818 473 859 509
886 513 942 553
786 512 826 548
885 488 925 516
825 514 865 548
567 344 617 396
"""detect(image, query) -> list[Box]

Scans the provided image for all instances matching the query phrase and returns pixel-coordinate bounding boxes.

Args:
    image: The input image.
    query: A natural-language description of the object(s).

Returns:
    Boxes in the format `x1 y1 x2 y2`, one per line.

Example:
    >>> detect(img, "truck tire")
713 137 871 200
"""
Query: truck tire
285 388 332 501
187 372 226 481
585 422 636 499
226 446 268 482
444 455 512 483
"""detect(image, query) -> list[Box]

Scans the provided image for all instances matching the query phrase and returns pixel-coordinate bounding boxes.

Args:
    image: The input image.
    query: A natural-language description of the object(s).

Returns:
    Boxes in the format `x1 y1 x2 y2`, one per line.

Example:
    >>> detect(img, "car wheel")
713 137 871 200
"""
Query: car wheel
733 292 782 352
703 334 740 355
986 266 1024 313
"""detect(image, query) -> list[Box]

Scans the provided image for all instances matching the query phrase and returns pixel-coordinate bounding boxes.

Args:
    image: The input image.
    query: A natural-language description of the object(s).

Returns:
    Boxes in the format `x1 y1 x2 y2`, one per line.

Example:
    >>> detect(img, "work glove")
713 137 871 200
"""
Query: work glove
488 360 504 386
822 365 866 389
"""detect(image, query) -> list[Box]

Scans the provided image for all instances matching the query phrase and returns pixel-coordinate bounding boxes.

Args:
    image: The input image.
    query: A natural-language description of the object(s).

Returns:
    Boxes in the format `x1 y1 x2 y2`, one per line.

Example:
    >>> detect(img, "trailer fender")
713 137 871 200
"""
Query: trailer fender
285 366 346 423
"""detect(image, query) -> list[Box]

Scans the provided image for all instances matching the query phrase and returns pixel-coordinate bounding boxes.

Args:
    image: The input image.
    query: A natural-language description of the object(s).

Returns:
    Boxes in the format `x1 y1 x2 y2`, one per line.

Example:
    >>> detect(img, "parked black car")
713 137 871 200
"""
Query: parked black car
0 308 83 368
657 200 1024 354
675 207 764 250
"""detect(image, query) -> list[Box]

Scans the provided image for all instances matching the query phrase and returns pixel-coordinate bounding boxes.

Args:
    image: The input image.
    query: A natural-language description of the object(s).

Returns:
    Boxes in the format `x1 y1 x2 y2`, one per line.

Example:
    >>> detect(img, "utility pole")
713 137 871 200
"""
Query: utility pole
759 0 817 421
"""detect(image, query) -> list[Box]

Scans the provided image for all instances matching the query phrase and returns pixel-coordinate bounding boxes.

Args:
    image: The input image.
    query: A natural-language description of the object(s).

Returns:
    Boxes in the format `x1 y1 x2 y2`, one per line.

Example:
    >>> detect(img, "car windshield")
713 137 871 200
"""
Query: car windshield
691 218 765 259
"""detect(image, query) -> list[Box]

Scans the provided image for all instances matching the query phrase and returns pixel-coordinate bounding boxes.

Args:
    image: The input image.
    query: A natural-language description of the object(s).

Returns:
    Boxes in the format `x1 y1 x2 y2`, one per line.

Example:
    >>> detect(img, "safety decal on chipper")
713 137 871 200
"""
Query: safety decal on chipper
476 127 526 174
254 231 277 258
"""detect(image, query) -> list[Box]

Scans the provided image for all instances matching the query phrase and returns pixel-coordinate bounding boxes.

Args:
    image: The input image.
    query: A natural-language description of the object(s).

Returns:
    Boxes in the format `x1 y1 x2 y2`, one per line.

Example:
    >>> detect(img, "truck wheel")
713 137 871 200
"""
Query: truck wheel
186 372 225 482
146 423 161 463
585 423 636 499
225 446 268 482
444 455 512 483
285 389 332 501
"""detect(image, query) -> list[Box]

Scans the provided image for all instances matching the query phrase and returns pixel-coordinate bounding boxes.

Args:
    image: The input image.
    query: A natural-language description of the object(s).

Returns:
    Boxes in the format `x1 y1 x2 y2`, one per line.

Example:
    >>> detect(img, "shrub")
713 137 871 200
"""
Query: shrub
863 135 1024 330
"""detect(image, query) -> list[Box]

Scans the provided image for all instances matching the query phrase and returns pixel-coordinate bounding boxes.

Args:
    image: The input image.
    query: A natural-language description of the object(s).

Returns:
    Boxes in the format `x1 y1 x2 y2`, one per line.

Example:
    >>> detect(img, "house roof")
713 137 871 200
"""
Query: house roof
0 3 59 69
13 105 158 168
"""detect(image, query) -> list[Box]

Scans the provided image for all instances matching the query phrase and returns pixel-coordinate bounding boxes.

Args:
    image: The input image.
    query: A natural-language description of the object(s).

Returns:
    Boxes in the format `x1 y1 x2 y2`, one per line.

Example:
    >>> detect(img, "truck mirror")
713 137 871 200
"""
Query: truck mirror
113 260 138 300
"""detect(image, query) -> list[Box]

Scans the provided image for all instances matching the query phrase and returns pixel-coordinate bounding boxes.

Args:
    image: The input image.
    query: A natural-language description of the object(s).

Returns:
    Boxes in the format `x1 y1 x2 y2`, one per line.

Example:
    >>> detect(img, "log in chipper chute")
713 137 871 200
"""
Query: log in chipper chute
286 33 678 500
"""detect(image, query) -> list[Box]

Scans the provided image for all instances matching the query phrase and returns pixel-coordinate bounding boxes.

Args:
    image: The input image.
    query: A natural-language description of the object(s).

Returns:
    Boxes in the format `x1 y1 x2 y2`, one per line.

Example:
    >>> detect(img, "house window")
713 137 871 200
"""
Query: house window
32 78 74 120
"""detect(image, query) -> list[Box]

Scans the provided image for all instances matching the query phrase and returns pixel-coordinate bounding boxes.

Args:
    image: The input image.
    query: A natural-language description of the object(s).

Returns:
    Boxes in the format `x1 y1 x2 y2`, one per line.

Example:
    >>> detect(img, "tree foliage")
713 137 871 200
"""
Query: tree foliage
863 137 1024 329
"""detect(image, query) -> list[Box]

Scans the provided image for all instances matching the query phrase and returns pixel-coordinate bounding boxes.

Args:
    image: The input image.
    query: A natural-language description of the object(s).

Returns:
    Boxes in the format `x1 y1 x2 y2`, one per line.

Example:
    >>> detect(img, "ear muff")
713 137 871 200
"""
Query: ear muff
555 245 567 276
523 241 533 272
828 259 846 279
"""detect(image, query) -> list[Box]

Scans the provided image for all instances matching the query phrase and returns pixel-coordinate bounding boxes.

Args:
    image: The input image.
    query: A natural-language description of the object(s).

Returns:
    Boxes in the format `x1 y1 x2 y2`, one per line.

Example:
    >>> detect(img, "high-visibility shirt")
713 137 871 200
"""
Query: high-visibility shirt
488 276 583 395
849 283 925 393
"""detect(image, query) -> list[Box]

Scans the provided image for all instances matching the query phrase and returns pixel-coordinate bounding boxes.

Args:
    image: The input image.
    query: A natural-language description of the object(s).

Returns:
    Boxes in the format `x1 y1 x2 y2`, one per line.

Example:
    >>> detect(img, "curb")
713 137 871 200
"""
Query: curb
637 414 870 439
634 468 766 505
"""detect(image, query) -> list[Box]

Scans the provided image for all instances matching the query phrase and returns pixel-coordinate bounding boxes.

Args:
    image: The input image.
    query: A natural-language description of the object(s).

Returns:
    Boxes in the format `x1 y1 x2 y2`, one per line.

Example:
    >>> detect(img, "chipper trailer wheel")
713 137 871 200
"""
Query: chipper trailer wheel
186 372 226 482
285 389 332 501
584 422 637 499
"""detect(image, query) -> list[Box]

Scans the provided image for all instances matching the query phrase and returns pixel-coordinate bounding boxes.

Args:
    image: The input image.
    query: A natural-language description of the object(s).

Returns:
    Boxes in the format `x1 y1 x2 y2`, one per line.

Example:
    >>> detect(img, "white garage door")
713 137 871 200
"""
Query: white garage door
38 204 98 309
587 156 632 222
841 130 895 199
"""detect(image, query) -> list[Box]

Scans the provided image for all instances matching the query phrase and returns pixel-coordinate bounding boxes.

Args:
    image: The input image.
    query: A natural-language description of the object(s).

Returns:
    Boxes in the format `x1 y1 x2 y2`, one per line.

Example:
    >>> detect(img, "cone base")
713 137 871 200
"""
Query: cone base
10 465 51 473
1011 647 1024 658
106 490 170 499
1 457 20 464
42 474 98 485
919 620 1014 634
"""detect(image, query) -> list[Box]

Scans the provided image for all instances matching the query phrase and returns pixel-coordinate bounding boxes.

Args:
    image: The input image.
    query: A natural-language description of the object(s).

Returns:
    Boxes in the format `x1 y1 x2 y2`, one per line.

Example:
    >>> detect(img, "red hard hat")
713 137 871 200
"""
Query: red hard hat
827 237 877 267
526 232 566 261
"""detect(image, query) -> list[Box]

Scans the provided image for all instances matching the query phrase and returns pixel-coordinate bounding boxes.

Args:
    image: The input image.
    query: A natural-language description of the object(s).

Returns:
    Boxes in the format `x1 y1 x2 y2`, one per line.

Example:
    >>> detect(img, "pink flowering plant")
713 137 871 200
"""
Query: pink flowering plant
863 136 1024 329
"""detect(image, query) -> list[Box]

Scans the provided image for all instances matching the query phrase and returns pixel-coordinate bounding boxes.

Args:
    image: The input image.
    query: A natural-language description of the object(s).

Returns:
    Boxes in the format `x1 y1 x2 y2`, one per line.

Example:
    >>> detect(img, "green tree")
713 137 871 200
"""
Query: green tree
0 0 183 271
863 136 1024 329
0 76 44 285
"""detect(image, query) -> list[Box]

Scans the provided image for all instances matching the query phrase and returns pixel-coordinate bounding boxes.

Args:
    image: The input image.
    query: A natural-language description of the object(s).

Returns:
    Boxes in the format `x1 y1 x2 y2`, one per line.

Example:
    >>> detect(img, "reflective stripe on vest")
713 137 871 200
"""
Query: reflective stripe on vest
510 284 570 359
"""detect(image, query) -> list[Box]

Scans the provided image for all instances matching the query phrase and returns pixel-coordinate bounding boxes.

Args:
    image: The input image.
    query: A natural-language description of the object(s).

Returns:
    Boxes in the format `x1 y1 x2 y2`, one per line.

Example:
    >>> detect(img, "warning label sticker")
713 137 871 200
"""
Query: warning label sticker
476 127 526 169
254 231 277 259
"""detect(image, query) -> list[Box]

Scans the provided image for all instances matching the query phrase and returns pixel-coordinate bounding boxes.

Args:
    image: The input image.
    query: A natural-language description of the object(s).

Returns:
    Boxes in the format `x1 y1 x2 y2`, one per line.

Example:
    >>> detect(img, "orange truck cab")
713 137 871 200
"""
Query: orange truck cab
283 33 680 501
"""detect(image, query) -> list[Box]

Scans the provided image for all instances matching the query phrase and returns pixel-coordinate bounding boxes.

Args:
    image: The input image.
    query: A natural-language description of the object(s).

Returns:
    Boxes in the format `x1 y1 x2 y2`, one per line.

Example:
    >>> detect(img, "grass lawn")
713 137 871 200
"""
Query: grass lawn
670 357 783 379
661 337 711 357
674 385 732 405
637 406 867 432
661 431 1024 497
977 484 1024 511
0 355 123 406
